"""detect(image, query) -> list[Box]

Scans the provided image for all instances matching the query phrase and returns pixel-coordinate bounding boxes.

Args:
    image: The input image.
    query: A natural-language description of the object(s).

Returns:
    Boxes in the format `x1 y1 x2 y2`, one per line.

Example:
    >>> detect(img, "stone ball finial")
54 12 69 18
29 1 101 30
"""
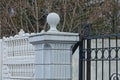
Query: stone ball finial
47 12 60 32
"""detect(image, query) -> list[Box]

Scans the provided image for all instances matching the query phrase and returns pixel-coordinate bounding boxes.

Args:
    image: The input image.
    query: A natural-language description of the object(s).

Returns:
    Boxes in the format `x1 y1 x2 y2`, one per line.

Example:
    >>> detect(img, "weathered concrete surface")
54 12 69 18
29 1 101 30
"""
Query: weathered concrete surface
72 48 79 80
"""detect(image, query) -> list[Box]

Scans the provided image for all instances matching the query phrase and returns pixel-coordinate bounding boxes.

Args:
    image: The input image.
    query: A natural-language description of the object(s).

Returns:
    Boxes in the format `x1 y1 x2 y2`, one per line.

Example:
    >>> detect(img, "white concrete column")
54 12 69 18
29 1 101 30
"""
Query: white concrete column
29 12 79 80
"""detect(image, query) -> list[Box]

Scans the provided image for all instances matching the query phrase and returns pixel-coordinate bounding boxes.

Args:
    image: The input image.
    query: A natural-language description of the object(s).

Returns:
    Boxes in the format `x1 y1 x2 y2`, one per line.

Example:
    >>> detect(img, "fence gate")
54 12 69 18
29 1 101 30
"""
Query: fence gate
76 24 120 80
72 1 120 80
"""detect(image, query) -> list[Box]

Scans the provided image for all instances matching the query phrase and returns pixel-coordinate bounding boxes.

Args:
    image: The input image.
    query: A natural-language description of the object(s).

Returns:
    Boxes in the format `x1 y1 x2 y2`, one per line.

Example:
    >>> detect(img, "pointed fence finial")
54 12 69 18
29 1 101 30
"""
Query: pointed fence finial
19 29 25 36
47 12 60 32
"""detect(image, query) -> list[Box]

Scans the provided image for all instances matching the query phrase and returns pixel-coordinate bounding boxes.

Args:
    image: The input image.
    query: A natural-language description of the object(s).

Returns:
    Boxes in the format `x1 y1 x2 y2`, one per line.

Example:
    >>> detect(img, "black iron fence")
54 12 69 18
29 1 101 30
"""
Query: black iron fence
75 23 120 80
80 35 120 80
72 1 120 80
71 24 120 80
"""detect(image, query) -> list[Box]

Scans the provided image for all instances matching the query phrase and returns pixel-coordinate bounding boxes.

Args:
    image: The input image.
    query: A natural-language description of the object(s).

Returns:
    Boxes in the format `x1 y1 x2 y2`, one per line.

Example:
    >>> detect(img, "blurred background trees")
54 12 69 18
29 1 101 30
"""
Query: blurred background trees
0 0 120 37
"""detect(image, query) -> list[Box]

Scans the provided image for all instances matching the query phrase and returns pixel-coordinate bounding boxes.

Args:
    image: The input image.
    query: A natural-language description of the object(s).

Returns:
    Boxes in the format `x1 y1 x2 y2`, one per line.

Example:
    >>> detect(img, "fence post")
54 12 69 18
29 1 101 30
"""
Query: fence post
29 12 79 80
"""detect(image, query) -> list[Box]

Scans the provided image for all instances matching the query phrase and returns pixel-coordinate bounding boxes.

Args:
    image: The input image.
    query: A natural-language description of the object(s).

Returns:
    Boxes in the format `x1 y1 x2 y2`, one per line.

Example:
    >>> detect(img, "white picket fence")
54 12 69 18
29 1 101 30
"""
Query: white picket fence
2 29 35 80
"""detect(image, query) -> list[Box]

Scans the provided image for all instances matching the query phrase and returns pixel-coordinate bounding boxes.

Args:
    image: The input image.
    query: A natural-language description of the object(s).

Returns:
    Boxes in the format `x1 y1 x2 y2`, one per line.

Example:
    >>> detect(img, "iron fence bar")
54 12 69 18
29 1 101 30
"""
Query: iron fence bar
115 35 118 80
84 47 120 51
83 34 120 39
72 41 80 55
83 24 92 80
79 37 84 80
82 57 120 61
102 38 104 80
87 38 91 80
83 40 85 80
95 38 98 80
109 37 111 80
